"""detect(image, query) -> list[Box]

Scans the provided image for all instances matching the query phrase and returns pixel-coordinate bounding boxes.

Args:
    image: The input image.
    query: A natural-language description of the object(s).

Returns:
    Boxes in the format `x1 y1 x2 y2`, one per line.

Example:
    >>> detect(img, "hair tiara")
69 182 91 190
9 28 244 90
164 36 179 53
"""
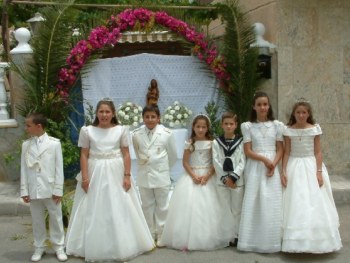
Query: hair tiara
194 113 211 125
295 97 310 103
100 97 114 102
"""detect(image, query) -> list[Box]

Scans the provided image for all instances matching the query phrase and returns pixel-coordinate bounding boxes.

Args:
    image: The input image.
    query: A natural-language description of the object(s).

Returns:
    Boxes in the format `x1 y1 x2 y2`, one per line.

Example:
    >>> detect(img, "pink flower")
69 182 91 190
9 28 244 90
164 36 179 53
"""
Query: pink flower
57 8 230 98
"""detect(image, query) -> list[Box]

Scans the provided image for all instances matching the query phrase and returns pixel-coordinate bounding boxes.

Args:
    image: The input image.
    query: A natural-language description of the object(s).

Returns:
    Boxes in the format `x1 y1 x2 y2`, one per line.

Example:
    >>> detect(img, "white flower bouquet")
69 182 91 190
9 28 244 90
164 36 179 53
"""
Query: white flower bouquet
117 102 143 128
162 101 192 128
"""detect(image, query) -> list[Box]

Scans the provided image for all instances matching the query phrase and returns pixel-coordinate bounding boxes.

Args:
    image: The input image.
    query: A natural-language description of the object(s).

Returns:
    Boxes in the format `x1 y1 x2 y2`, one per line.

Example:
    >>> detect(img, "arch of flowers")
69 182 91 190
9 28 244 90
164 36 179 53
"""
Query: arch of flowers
56 7 229 99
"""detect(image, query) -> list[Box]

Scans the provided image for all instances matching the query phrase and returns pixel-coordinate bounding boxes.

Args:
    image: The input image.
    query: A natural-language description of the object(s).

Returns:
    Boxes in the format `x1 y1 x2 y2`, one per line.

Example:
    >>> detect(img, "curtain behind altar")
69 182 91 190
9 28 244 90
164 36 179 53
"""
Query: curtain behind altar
81 53 220 119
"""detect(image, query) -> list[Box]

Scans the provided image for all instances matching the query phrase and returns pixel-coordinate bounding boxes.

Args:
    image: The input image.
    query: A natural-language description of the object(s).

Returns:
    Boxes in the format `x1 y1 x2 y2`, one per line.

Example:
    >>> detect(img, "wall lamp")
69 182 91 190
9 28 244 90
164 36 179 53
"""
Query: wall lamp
250 22 276 79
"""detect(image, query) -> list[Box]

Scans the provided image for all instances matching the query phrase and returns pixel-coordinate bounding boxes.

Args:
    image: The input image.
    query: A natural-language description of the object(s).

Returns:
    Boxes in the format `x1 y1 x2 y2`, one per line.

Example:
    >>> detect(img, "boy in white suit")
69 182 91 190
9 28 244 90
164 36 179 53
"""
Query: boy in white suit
132 105 177 247
212 112 245 246
20 113 67 262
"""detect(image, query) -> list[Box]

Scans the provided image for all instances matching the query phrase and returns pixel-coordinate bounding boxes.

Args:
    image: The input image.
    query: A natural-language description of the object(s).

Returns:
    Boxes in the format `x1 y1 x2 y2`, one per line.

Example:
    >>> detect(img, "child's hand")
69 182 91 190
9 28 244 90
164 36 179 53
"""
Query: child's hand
81 179 89 193
52 195 62 204
22 196 30 203
266 166 275 177
317 172 324 187
123 176 131 192
191 175 201 184
225 177 237 189
281 173 288 187
200 174 210 185
263 158 274 169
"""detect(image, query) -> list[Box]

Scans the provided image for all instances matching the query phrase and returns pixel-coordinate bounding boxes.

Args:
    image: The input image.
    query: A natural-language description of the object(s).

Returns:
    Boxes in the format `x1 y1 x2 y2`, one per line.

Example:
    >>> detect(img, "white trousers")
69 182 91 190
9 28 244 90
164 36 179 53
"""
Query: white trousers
139 186 169 239
218 186 244 240
30 198 65 251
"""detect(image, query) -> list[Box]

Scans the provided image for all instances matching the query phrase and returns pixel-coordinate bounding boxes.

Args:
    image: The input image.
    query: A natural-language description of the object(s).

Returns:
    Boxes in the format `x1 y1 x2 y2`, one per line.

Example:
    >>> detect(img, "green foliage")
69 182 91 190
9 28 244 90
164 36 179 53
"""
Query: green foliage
205 101 222 138
10 0 79 120
46 119 80 169
217 0 259 124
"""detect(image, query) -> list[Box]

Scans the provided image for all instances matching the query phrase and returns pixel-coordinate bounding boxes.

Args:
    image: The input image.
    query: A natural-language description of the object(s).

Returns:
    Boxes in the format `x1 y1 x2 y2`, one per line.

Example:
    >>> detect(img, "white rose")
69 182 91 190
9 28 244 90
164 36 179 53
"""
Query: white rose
174 106 180 111
167 106 172 110
138 106 142 111
175 120 180 125
174 101 179 105
125 107 130 112
126 102 132 106
164 114 169 120
170 110 175 114
134 108 138 114
124 115 130 120
139 119 143 123
188 110 192 115
169 122 174 127
118 111 125 117
184 113 188 118
132 121 138 127
168 115 174 121
133 116 138 121
177 114 182 119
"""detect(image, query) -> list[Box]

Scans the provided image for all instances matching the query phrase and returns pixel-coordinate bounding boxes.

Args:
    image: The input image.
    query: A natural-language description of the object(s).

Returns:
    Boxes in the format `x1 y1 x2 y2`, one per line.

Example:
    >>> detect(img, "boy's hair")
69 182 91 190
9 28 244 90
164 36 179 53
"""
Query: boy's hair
26 113 47 129
142 104 160 117
221 111 238 123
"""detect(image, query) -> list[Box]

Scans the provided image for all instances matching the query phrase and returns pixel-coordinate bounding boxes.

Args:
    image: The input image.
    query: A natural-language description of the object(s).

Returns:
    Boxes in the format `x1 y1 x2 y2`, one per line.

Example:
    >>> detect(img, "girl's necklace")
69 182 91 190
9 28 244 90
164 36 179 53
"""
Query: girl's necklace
257 122 270 138
295 129 305 141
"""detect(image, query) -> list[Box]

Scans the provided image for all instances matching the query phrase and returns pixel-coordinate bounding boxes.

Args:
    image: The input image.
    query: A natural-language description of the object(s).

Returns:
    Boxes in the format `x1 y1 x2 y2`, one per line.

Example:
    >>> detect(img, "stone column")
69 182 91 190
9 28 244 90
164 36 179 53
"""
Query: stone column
0 62 17 127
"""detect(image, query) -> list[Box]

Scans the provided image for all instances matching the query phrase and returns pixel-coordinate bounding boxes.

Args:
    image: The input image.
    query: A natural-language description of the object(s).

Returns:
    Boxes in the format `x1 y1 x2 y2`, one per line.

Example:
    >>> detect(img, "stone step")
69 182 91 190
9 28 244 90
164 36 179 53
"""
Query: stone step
0 175 349 216
330 175 350 204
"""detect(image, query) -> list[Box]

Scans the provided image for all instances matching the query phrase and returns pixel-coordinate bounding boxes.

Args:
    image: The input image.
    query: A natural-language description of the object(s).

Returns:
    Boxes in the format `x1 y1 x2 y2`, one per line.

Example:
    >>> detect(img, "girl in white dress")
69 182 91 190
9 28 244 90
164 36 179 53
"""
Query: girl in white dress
281 99 342 253
160 114 233 250
237 91 284 253
65 99 154 262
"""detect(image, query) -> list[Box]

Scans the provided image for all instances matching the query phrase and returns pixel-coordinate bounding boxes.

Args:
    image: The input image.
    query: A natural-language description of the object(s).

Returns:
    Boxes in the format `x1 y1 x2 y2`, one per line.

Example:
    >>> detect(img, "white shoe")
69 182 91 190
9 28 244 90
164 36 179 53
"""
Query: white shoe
156 239 165 248
31 249 45 262
56 250 68 262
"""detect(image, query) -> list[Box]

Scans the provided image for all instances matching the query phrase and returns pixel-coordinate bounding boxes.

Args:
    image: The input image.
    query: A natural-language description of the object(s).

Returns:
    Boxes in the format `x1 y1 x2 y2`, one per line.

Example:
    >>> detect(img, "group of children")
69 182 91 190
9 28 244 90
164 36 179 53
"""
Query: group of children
20 91 342 262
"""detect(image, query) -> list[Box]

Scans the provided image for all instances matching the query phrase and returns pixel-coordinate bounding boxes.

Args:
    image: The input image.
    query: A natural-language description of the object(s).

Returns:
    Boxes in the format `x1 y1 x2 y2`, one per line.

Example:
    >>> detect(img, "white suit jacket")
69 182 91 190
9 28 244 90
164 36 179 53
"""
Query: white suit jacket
212 137 246 187
132 125 177 188
20 133 64 199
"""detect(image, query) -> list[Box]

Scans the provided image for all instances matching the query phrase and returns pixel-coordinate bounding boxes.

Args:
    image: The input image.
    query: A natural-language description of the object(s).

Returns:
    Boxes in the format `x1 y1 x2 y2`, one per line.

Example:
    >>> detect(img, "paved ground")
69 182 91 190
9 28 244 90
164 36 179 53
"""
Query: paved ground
0 203 349 263
1 176 350 263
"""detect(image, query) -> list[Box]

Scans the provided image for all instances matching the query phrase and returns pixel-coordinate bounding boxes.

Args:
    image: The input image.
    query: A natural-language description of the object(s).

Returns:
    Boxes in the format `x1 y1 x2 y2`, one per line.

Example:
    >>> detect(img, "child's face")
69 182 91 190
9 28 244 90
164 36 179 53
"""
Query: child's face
25 118 43 137
143 111 160 130
221 117 237 136
96 104 114 127
253 96 270 119
193 119 208 140
294 105 310 125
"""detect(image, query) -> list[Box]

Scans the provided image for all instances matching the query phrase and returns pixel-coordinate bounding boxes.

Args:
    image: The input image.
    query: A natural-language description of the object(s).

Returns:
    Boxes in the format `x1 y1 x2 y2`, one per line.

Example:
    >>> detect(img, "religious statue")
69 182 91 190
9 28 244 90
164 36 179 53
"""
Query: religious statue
146 79 159 106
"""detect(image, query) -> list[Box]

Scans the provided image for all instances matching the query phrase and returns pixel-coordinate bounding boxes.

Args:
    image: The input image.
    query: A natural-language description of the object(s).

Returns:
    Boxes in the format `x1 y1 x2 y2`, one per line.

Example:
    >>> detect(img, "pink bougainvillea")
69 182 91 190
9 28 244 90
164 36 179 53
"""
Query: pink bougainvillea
56 8 229 98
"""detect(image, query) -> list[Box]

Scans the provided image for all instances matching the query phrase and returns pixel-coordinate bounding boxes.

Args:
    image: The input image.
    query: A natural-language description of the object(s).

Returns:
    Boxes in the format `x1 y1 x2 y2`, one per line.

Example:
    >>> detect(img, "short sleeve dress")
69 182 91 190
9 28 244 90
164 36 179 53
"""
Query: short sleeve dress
237 120 283 253
65 125 154 262
282 125 342 253
160 140 234 250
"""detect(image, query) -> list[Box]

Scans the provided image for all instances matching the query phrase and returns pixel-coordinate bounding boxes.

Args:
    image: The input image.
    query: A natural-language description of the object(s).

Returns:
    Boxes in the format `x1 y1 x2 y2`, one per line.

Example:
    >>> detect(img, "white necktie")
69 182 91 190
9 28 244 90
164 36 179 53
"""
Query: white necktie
148 130 153 140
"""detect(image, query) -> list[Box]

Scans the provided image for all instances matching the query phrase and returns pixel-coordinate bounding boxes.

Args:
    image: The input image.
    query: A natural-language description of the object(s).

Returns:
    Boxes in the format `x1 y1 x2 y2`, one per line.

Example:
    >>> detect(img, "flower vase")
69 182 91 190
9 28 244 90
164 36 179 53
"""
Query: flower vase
173 123 183 129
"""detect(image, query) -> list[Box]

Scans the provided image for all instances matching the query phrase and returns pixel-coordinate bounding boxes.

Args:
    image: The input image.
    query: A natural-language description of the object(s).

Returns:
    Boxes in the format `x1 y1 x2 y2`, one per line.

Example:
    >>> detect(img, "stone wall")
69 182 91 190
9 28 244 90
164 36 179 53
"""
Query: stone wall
209 0 350 175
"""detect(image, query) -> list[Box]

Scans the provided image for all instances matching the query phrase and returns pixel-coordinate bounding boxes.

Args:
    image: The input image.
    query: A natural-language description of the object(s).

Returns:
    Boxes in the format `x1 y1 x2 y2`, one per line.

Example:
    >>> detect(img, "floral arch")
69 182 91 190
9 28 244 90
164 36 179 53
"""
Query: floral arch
56 7 229 99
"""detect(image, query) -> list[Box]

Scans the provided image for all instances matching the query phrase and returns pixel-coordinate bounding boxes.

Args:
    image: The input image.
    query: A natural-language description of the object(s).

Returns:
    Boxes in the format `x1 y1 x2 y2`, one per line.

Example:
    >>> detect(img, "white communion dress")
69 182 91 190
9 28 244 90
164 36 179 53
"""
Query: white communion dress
282 124 342 253
238 121 283 253
160 140 233 250
65 125 154 262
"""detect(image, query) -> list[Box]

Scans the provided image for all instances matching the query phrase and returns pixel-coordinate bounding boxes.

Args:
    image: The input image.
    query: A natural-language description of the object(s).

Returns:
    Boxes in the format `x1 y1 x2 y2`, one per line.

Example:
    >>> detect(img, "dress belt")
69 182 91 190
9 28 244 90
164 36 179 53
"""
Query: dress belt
89 150 121 159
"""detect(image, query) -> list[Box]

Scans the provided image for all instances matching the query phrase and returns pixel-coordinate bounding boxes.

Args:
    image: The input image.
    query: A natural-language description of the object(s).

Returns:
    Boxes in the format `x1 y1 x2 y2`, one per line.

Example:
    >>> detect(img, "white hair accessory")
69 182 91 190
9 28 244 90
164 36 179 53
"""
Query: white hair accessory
193 113 211 126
